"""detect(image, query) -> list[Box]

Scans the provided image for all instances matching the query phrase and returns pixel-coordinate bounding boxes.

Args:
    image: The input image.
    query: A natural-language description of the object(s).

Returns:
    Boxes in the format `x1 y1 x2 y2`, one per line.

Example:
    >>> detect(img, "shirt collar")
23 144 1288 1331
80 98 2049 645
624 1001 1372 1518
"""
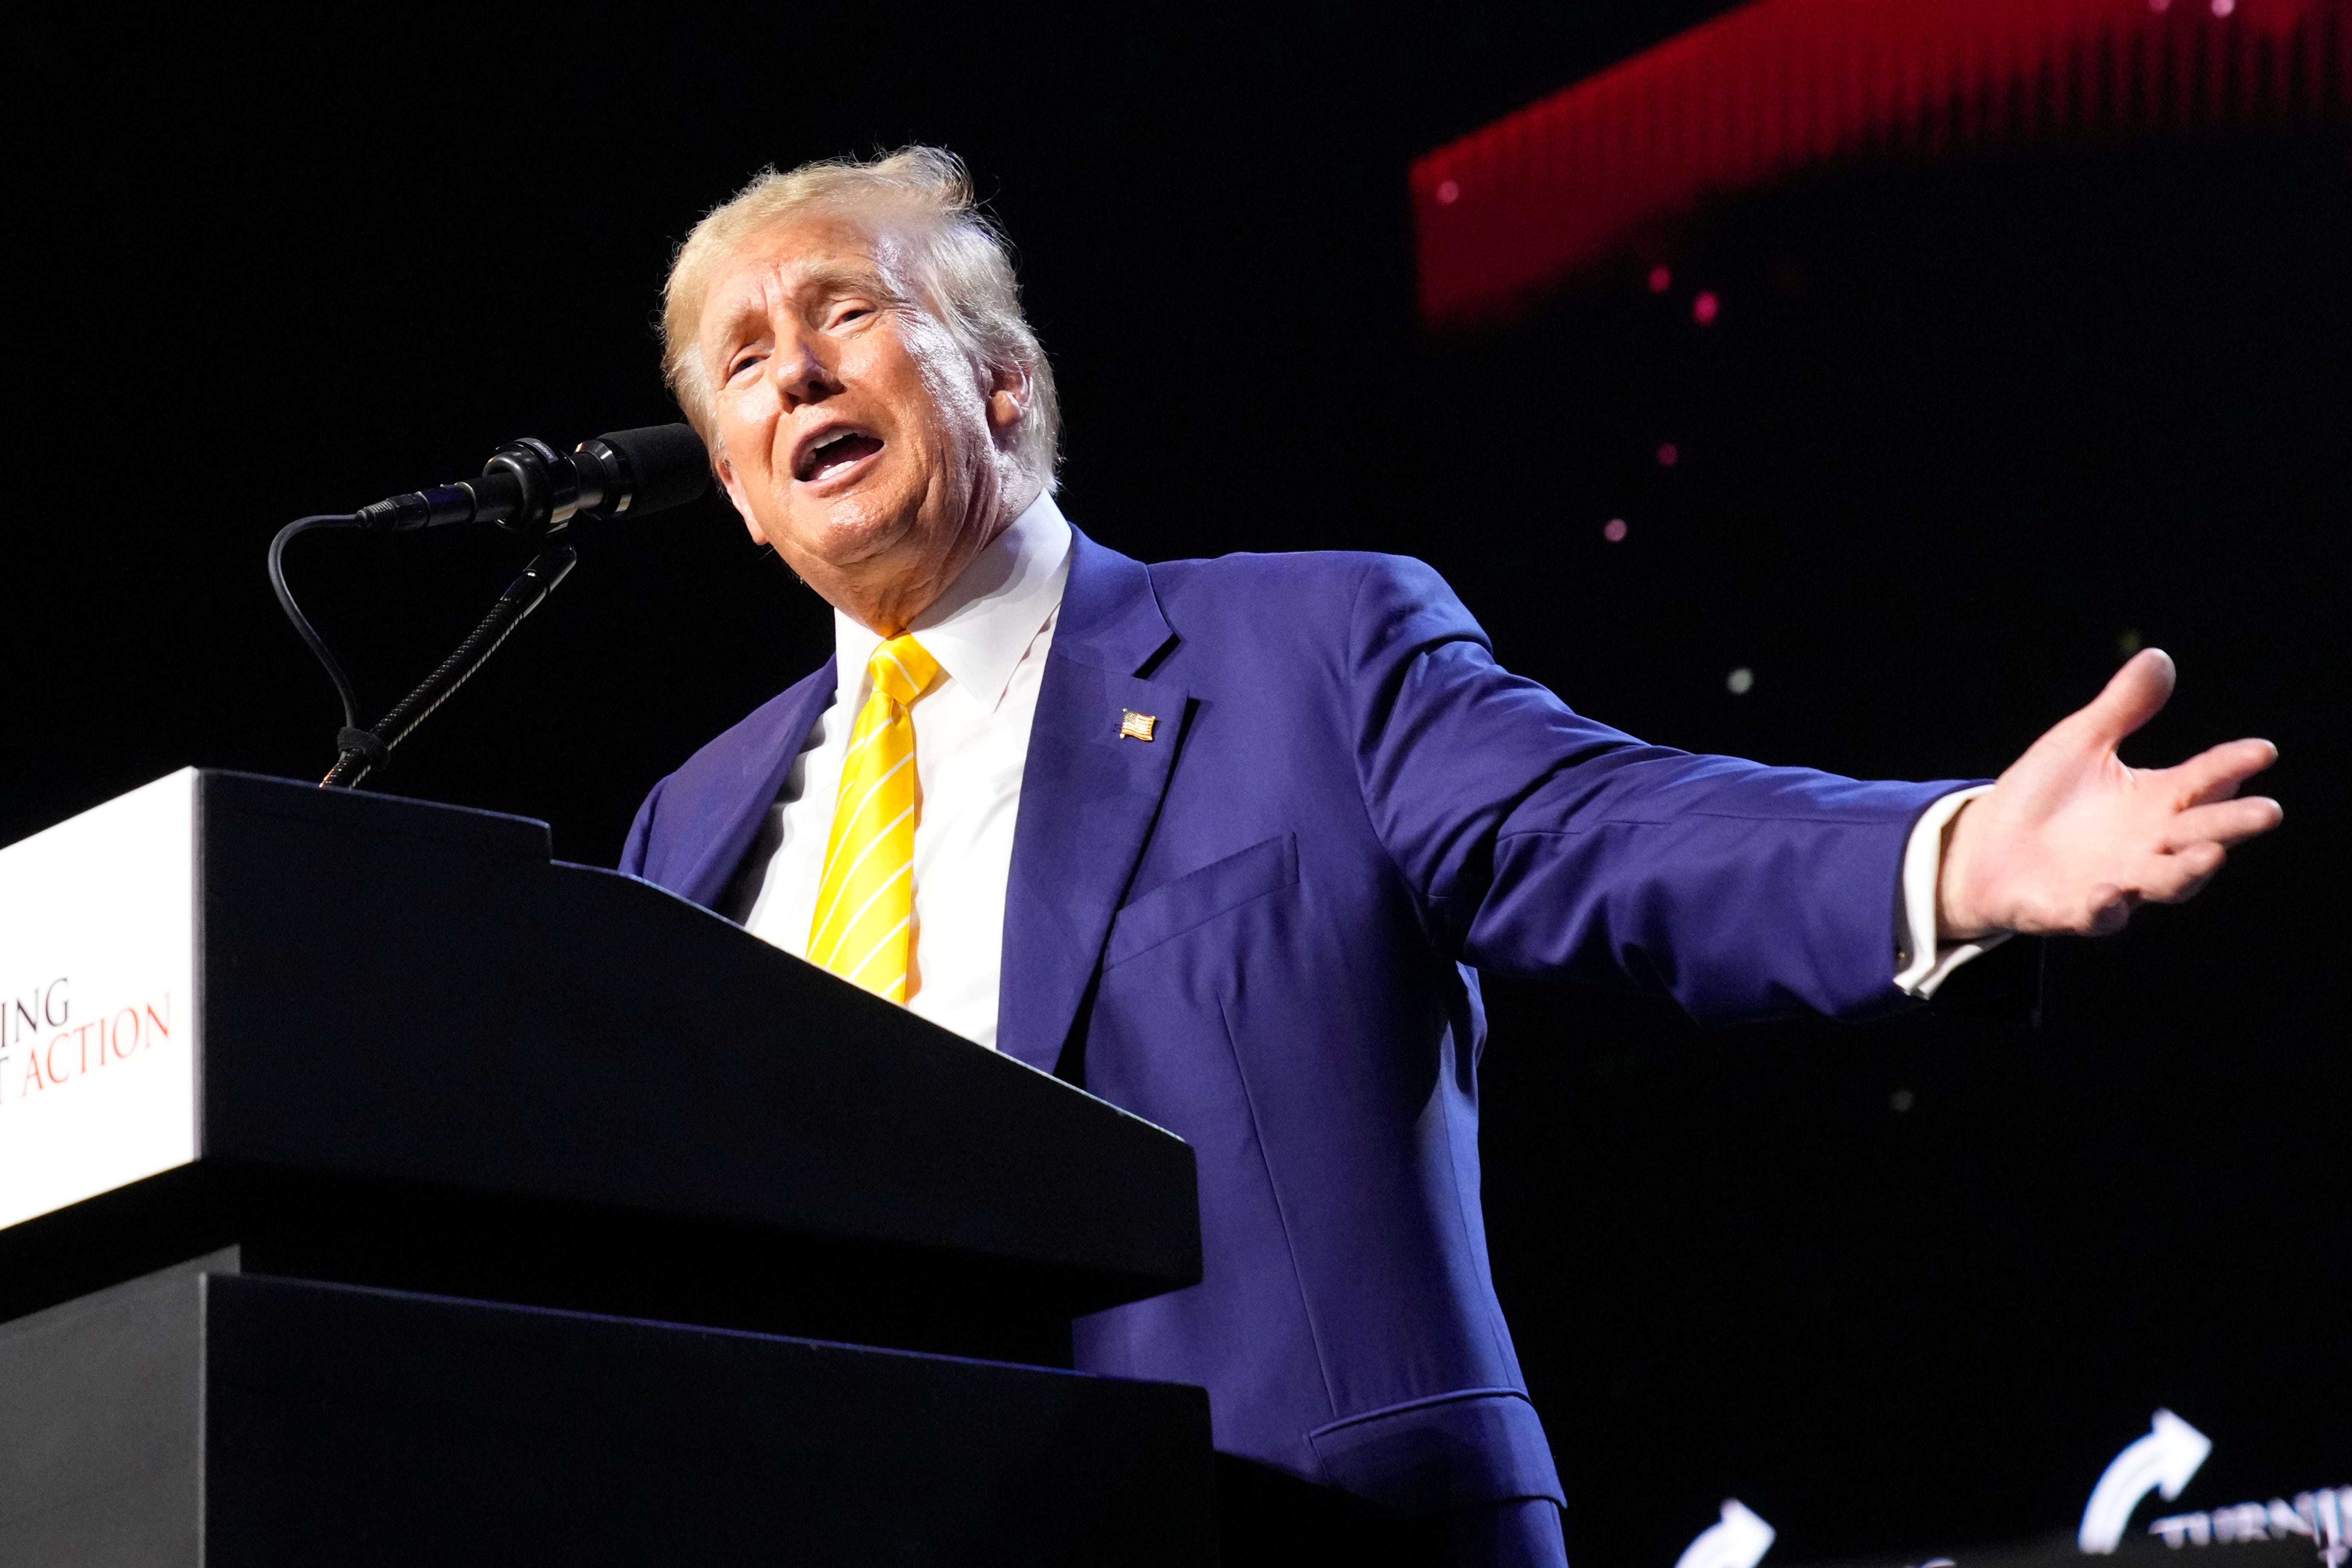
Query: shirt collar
830 491 1074 713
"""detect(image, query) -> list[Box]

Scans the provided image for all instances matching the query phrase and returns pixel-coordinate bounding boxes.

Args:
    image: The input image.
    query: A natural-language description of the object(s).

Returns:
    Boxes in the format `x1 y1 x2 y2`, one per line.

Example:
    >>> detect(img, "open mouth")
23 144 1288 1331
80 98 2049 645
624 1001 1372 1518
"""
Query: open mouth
795 428 884 484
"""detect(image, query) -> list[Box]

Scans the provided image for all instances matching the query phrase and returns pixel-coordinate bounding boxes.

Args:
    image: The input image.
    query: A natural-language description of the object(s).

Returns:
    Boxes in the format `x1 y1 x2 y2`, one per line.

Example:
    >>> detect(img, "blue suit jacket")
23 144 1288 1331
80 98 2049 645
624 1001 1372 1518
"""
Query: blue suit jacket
621 528 1960 1515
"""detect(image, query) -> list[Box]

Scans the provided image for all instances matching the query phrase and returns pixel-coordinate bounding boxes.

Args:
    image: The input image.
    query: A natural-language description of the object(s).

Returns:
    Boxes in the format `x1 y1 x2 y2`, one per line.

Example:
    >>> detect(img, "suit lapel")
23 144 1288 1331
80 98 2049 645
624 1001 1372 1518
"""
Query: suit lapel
673 658 838 910
997 528 1187 1075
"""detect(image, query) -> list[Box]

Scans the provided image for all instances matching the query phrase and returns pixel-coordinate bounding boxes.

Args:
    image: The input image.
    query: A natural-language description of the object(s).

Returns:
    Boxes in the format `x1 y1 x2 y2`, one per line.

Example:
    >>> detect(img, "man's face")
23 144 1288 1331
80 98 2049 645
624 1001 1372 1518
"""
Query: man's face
698 214 1019 631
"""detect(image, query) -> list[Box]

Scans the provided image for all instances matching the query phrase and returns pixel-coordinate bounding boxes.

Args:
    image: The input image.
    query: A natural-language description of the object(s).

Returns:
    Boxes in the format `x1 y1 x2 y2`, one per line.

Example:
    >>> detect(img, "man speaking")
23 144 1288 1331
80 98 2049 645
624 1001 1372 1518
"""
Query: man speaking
621 148 2281 1567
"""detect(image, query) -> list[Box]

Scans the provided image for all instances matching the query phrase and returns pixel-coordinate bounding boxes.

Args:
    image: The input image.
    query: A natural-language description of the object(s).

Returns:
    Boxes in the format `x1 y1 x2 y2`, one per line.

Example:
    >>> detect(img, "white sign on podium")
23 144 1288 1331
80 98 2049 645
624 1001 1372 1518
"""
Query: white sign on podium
0 768 198 1231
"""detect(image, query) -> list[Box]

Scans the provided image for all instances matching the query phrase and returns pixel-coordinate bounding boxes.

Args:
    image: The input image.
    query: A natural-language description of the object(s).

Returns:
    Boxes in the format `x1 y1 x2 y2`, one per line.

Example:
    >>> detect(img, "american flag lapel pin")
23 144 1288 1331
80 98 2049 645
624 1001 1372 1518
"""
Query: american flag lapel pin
1119 708 1157 742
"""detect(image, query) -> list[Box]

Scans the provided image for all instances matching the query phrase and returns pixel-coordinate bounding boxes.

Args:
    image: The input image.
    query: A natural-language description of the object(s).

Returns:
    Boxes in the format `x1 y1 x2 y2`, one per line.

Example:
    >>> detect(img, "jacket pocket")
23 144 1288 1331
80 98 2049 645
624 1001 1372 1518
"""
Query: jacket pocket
1106 833 1298 969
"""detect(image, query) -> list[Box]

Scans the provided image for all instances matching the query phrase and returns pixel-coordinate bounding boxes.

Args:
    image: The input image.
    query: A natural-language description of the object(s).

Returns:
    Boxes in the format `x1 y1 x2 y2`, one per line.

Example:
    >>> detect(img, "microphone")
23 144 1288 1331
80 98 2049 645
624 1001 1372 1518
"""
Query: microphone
354 423 710 536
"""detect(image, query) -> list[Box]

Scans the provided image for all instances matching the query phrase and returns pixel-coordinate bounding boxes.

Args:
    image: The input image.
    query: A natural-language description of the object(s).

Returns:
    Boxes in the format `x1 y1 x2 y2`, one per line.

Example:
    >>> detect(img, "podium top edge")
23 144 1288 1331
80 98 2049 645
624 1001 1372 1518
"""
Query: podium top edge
0 768 556 864
198 770 554 863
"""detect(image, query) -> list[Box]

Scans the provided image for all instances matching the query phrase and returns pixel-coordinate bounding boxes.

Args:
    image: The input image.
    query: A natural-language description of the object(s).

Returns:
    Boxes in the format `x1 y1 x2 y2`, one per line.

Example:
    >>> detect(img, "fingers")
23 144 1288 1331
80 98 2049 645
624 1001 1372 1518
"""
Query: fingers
2063 822 2263 927
2140 840 2227 904
2057 847 2222 928
2032 829 2248 932
2073 647 2177 748
2168 737 2280 805
2083 885 2137 936
2164 795 2284 849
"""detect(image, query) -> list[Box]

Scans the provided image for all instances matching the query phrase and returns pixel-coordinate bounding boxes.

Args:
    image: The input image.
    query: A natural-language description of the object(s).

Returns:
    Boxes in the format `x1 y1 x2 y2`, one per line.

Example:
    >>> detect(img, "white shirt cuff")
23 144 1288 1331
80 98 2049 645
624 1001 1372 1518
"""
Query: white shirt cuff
1894 785 2007 999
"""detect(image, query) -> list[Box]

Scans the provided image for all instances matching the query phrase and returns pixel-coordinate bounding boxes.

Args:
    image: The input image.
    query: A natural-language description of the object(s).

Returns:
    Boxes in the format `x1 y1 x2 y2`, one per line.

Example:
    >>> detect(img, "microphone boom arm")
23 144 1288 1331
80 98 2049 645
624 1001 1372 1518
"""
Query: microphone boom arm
319 543 577 790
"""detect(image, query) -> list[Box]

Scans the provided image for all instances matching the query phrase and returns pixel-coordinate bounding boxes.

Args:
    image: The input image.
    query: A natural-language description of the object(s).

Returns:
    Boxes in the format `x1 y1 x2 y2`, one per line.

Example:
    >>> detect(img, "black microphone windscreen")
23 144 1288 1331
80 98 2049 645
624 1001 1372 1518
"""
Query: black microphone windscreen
600 424 711 517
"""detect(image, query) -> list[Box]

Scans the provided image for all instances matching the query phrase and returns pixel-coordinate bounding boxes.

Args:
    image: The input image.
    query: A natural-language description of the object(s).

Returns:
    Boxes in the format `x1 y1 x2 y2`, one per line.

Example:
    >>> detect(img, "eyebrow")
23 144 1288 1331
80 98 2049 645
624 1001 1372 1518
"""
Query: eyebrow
796 259 895 302
708 257 901 355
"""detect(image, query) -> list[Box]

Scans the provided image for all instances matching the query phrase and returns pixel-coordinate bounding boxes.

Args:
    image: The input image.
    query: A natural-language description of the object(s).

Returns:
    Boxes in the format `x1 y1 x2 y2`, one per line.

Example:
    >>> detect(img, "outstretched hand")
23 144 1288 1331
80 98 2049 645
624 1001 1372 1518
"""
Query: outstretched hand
1937 650 2282 941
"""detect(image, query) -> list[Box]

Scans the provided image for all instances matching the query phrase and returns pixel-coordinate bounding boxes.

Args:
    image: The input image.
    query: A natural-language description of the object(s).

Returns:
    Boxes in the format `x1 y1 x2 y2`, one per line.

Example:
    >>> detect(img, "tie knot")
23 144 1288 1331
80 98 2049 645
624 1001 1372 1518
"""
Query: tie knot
867 634 941 707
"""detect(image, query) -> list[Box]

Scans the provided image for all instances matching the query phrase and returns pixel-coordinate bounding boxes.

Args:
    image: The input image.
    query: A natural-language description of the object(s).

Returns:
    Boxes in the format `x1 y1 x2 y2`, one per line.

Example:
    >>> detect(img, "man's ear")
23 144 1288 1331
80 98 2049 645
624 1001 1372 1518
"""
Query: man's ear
985 365 1028 447
711 448 769 547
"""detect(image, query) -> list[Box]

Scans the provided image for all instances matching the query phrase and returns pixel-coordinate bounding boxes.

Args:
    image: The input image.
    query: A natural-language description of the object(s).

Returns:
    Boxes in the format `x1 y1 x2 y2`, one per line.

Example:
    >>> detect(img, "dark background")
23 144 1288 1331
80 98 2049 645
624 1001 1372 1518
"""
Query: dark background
11 5 2346 1565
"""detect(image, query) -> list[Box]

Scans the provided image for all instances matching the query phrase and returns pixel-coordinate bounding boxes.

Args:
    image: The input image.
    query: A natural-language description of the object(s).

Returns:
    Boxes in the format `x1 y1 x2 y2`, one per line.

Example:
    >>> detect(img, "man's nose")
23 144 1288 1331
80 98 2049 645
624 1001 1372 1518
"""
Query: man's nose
773 332 840 410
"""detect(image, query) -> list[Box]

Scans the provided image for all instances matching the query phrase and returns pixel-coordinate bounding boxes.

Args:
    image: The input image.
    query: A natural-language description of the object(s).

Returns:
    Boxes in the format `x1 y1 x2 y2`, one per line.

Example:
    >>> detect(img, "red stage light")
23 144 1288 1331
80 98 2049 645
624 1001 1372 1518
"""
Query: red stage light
1693 290 1721 324
1657 443 1680 467
1648 265 1673 293
1436 180 1461 205
1604 518 1629 541
1410 0 2346 330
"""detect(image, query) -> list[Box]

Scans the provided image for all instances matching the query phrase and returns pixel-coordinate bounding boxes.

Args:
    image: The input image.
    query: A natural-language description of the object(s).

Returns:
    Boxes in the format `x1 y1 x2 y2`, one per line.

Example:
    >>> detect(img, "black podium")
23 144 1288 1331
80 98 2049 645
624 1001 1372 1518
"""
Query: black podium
0 771 1215 1565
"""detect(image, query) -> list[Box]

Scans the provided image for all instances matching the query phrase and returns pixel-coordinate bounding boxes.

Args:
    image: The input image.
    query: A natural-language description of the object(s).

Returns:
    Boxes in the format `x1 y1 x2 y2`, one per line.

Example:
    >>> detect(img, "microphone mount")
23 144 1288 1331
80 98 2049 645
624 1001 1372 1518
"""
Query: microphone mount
355 428 693 537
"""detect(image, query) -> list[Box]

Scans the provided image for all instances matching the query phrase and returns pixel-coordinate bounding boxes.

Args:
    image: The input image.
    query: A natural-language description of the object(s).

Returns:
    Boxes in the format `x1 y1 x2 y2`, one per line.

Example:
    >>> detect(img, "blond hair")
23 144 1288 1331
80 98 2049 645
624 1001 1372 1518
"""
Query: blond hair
661 146 1060 487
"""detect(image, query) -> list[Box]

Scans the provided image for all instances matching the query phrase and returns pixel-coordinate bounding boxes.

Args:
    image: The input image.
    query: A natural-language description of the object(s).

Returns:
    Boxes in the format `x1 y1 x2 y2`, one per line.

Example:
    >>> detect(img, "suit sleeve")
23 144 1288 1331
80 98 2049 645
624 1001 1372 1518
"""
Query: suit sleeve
1345 556 1962 1023
617 774 669 879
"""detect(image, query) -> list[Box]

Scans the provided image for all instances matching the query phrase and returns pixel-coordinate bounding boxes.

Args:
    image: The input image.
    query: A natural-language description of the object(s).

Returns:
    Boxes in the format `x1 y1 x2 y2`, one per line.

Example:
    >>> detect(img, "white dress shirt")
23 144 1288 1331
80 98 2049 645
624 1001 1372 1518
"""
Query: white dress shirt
1894 784 2005 997
730 494 1987 1046
730 493 1072 1049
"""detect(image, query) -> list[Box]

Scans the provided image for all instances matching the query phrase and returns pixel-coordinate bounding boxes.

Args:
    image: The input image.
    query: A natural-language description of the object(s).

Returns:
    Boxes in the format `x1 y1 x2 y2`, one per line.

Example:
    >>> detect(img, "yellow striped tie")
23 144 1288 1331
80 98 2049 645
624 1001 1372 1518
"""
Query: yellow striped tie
808 633 942 1002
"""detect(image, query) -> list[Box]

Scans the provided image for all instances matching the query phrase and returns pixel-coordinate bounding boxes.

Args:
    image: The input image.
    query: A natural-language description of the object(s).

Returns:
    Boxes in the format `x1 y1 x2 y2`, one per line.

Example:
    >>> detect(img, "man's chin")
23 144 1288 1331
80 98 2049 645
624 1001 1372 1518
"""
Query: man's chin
767 495 922 573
